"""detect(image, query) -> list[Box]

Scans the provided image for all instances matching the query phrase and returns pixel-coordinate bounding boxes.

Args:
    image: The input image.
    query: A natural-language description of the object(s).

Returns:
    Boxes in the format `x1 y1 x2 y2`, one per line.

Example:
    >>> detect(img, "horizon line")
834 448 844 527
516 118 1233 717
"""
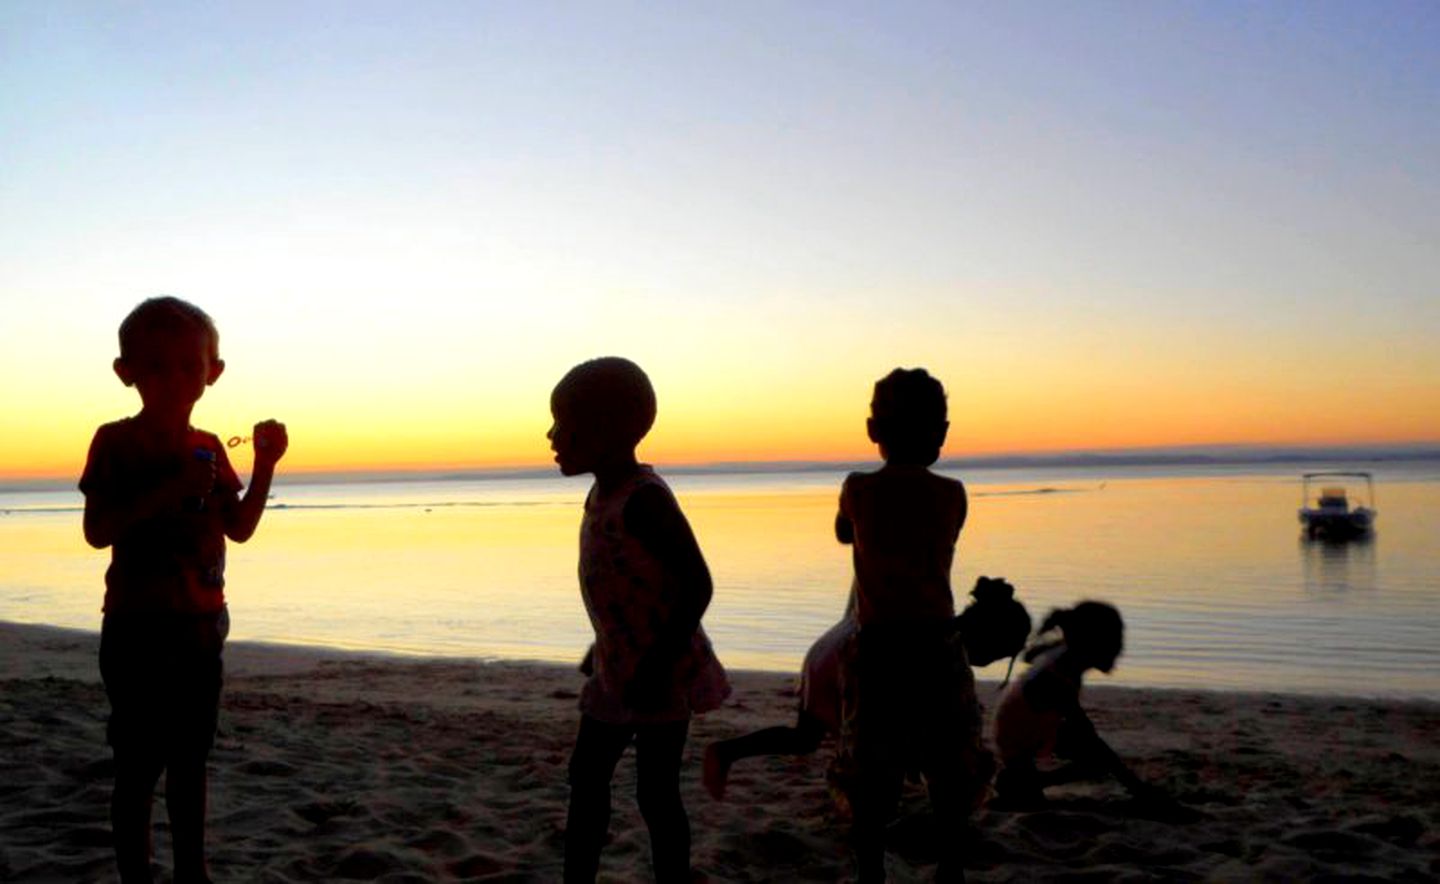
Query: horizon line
4 441 1438 492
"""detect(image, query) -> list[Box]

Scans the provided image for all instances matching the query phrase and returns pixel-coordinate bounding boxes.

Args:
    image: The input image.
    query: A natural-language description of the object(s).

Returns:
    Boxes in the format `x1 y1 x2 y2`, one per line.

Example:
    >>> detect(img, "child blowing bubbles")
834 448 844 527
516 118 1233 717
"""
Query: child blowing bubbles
838 368 971 883
549 357 729 884
81 297 287 884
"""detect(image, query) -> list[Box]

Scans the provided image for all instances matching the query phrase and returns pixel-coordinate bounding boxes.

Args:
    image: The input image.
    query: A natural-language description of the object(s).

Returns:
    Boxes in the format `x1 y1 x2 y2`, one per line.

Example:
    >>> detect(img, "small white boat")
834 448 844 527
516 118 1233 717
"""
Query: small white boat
1299 471 1376 539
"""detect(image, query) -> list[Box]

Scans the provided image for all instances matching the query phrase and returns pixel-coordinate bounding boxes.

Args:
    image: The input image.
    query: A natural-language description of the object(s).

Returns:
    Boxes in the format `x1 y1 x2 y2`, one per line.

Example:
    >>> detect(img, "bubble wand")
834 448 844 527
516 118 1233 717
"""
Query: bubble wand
227 434 275 451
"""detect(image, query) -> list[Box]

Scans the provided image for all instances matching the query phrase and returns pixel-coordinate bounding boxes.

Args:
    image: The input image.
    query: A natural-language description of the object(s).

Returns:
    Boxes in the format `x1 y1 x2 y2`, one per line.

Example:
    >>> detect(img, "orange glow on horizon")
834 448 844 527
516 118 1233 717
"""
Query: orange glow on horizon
3 358 1435 482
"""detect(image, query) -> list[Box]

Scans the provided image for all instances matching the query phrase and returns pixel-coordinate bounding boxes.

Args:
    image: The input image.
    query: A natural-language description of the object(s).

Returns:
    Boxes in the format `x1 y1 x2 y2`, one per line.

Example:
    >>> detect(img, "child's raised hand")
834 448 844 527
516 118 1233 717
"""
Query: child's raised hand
252 419 288 465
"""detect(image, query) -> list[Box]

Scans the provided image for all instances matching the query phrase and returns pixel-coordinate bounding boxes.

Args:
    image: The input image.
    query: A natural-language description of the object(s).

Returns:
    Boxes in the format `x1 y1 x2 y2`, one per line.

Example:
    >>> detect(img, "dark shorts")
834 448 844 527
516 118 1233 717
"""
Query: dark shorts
854 623 967 768
99 609 227 762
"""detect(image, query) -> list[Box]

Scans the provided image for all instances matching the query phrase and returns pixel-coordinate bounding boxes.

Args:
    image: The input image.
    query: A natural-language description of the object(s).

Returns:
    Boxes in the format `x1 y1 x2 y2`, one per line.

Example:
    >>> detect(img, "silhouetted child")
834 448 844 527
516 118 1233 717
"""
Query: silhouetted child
991 602 1187 816
81 297 287 884
549 357 729 883
703 576 1031 811
838 367 972 883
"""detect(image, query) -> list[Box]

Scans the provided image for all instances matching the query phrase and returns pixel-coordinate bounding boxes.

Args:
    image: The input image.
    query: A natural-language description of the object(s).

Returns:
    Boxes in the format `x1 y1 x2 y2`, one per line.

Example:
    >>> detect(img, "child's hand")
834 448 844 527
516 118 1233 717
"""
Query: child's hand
252 419 288 466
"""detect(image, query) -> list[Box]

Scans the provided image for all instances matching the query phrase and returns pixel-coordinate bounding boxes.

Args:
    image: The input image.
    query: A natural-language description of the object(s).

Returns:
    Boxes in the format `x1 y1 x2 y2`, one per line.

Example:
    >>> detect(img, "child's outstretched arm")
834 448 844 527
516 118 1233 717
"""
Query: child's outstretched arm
623 483 712 707
225 419 288 542
1058 705 1150 795
1043 681 1167 801
1061 705 1197 819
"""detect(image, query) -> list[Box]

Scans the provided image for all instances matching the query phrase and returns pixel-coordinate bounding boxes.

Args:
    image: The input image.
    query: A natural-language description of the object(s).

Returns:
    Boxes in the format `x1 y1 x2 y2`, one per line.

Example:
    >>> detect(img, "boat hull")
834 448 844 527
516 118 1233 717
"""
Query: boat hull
1299 509 1375 540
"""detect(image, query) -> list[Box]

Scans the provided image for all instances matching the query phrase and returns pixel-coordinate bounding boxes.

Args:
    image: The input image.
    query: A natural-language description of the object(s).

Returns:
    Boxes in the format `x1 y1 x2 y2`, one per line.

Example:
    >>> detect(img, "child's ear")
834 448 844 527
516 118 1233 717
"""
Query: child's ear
207 359 226 385
113 357 135 387
936 420 950 447
866 417 880 444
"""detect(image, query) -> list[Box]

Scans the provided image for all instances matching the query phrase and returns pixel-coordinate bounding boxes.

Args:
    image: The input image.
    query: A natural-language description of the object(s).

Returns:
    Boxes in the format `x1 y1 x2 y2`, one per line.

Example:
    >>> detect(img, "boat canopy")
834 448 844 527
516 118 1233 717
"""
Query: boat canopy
1301 471 1375 510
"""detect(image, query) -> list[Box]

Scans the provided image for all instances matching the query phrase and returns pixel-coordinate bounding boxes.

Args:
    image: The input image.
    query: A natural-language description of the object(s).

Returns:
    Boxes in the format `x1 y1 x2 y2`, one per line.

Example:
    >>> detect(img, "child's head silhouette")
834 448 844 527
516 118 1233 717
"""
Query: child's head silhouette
1027 601 1125 673
113 297 225 414
118 296 221 362
867 368 948 466
549 357 656 476
958 576 1032 669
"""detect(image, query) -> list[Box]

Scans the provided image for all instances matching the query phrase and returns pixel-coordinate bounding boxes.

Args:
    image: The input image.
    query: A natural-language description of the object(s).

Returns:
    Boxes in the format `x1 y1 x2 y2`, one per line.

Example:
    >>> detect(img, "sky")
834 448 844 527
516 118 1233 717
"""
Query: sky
2 1 1437 478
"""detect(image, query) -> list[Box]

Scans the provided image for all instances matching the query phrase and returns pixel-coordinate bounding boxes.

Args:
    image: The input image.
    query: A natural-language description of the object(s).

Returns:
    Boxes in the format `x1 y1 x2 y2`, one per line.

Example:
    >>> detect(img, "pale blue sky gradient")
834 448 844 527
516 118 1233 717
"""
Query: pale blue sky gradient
2 2 1437 473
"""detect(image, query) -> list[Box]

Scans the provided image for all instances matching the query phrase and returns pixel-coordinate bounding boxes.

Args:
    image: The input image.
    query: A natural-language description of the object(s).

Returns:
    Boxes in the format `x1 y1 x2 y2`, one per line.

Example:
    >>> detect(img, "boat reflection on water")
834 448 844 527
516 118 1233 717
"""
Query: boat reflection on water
1301 531 1377 595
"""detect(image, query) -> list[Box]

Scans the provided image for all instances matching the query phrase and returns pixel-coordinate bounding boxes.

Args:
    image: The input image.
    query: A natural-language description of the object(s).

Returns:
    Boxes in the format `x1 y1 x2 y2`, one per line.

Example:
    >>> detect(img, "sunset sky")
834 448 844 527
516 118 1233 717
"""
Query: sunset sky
3 2 1437 478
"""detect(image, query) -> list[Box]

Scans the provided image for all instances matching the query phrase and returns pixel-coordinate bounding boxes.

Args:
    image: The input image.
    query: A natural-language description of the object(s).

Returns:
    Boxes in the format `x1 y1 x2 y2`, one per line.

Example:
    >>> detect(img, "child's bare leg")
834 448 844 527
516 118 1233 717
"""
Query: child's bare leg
166 756 210 883
564 715 630 883
704 713 825 800
852 764 902 884
922 757 970 882
167 617 222 884
852 626 910 883
111 751 164 884
635 720 690 884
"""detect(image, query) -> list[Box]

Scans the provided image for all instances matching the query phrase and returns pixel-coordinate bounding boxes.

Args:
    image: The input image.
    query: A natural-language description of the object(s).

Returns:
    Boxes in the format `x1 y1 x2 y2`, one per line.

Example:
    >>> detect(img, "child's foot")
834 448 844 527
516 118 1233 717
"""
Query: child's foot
702 744 729 801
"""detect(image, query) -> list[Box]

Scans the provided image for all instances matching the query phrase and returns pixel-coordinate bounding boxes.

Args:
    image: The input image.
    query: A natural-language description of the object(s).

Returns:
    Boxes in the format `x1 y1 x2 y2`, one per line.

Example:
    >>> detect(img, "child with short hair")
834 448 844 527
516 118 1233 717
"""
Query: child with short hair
837 367 972 883
81 296 287 884
548 356 729 883
991 601 1187 817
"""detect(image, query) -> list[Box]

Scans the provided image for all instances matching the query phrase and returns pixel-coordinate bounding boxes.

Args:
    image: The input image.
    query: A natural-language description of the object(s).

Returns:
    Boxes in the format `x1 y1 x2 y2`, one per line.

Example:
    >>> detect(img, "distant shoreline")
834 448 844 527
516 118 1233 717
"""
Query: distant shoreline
3 443 1438 492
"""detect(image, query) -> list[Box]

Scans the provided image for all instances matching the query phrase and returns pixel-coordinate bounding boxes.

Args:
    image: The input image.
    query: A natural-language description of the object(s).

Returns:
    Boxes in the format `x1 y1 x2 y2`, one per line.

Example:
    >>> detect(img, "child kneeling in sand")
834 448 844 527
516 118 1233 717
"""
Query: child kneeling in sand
703 576 1031 813
991 602 1189 817
549 357 730 883
82 297 287 883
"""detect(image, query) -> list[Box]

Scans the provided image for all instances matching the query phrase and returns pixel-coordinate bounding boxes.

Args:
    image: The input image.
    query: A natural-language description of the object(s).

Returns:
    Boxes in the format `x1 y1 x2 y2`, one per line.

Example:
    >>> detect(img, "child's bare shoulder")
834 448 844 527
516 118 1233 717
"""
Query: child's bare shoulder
84 418 144 463
92 416 135 440
926 469 964 491
621 470 687 537
624 478 680 520
839 469 876 498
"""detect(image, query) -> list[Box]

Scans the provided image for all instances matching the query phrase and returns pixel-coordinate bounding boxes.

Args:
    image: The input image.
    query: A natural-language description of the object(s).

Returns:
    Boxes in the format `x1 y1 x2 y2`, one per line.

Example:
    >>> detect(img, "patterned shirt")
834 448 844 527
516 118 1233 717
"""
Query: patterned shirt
577 466 729 724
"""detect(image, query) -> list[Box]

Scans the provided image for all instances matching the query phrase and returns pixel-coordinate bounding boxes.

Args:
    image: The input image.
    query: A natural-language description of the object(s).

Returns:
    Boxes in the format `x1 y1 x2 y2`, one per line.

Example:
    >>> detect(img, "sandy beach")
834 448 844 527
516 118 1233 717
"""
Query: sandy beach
2 621 1436 882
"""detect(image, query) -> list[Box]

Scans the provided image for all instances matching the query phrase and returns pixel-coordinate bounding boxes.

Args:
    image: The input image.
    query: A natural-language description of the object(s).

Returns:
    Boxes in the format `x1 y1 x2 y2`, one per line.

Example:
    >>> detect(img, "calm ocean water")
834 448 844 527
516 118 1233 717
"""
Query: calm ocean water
3 462 1438 699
